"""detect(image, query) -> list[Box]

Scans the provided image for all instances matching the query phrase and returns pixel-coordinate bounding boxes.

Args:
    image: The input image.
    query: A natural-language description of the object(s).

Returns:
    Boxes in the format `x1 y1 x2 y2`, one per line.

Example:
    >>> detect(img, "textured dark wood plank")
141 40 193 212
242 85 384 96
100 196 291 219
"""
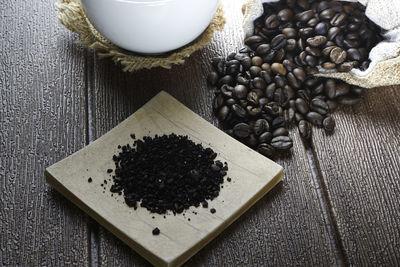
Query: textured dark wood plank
88 0 338 265
0 1 89 265
311 86 400 266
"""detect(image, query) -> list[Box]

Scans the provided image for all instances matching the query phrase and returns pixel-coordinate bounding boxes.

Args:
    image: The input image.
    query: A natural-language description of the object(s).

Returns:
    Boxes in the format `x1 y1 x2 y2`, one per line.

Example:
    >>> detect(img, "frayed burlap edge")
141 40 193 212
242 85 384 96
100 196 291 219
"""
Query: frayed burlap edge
241 0 400 88
56 0 226 72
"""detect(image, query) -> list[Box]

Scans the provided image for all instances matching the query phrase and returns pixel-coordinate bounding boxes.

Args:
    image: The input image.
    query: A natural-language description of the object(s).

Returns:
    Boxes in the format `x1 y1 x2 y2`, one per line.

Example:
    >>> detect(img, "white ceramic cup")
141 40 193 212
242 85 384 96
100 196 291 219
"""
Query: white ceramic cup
80 0 221 54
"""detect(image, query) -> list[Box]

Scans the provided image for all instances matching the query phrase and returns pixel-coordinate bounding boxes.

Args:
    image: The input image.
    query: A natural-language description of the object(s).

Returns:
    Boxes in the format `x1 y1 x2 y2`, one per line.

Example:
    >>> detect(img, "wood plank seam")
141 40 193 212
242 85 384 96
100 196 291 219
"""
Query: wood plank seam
85 49 100 267
305 143 349 266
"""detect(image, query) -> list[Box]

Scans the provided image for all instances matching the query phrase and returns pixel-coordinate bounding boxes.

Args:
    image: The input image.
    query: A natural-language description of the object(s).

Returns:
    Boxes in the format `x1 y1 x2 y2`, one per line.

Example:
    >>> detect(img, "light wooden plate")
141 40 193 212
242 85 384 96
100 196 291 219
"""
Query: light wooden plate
45 91 283 267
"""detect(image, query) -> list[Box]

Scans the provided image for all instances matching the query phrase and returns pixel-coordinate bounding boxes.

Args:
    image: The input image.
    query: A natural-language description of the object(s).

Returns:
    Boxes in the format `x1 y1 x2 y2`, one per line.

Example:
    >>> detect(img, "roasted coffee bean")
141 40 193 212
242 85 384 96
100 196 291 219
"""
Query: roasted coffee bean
237 76 250 86
335 83 350 97
266 83 276 99
331 13 347 27
322 46 336 57
225 98 236 106
337 62 355 72
327 100 338 111
261 63 271 73
247 91 259 105
322 62 336 69
249 66 262 77
307 36 327 47
295 98 309 115
258 143 275 158
278 9 293 21
327 27 341 41
254 119 270 135
271 136 293 150
271 34 287 50
315 22 329 35
247 106 262 116
284 107 295 124
330 47 347 64
347 48 361 61
297 89 311 103
294 112 304 124
241 56 252 70
213 95 224 111
256 44 271 56
325 79 337 99
286 72 300 89
231 104 247 118
305 55 318 67
323 116 335 132
207 72 219 86
271 63 287 75
312 83 325 95
259 132 272 144
244 35 263 48
233 123 250 138
272 116 285 128
296 10 314 22
308 18 319 27
274 75 286 88
265 14 280 29
275 48 286 61
273 127 289 137
251 56 263 66
218 75 234 87
282 28 297 39
286 39 297 51
218 106 230 121
221 85 233 98
306 112 324 126
233 84 248 99
253 77 267 89
246 134 258 147
310 98 329 115
299 27 315 38
320 8 335 20
305 46 321 57
298 120 312 140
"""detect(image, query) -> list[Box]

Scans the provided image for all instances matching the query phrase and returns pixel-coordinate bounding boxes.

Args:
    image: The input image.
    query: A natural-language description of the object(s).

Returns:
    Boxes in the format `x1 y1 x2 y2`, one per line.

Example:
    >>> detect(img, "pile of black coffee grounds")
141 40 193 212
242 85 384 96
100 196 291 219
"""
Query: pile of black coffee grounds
110 133 228 214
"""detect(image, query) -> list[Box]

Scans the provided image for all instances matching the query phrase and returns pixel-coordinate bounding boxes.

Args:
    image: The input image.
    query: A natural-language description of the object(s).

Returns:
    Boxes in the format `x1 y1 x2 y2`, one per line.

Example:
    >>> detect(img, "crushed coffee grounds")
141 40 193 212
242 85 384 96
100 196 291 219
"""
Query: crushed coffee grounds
110 133 228 214
152 227 160 235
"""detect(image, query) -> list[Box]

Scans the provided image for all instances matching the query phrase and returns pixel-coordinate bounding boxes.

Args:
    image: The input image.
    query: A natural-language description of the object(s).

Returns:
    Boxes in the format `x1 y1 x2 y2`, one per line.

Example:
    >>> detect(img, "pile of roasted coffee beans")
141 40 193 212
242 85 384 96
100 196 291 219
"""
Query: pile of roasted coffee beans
109 134 228 214
208 0 382 158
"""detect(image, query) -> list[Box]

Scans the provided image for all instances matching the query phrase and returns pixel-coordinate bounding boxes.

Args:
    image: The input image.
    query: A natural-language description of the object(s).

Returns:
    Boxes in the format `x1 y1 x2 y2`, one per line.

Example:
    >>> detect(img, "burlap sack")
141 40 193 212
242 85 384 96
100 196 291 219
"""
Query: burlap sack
242 0 400 88
56 0 226 72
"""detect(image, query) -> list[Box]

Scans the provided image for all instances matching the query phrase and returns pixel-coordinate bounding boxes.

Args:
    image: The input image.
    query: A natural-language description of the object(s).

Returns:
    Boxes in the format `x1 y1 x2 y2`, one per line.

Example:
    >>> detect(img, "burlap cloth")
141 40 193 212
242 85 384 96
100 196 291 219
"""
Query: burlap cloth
242 0 400 88
56 0 226 72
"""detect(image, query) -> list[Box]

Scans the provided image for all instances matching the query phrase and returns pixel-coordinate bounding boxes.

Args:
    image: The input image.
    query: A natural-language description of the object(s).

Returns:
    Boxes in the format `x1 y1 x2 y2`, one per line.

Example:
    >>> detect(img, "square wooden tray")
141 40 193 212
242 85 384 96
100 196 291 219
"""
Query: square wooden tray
45 91 283 267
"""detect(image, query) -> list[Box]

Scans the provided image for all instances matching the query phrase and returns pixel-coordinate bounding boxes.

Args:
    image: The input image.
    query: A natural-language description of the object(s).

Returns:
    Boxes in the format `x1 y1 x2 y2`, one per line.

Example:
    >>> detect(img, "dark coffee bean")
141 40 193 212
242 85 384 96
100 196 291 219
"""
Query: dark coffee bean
331 13 347 27
323 116 335 133
272 116 285 128
307 18 319 27
249 66 262 77
285 39 297 51
327 27 341 40
256 44 271 56
283 59 297 72
307 36 327 47
261 63 271 73
322 62 336 70
253 119 270 135
294 112 304 123
271 136 293 150
251 56 263 66
292 68 306 82
273 127 289 137
237 76 250 86
298 120 312 140
265 14 280 29
247 106 262 116
322 46 336 57
247 91 259 105
337 96 361 105
241 56 252 70
299 27 315 38
233 85 248 99
266 83 276 99
213 94 224 110
337 62 355 72
253 77 267 89
227 52 236 61
306 112 324 126
330 47 347 64
295 98 309 115
327 100 338 111
312 83 325 95
244 35 263 47
304 78 319 88
305 55 317 67
271 34 287 50
218 106 230 121
310 98 329 115
335 34 345 47
346 32 359 40
297 89 311 103
258 143 275 158
259 132 272 144
259 97 269 106
335 83 350 97
233 123 250 138
282 28 297 39
221 85 233 98
297 38 306 51
274 75 286 88
207 72 219 86
296 10 314 22
259 71 271 85
246 134 259 148
278 9 293 21
320 8 335 20
315 22 329 35
271 63 287 75
285 73 298 90
297 0 309 10
231 104 246 118
347 48 361 61
225 98 236 106
274 49 286 62
218 75 234 87
317 1 330 12
331 2 343 12
325 79 336 99
305 46 321 57
344 39 360 49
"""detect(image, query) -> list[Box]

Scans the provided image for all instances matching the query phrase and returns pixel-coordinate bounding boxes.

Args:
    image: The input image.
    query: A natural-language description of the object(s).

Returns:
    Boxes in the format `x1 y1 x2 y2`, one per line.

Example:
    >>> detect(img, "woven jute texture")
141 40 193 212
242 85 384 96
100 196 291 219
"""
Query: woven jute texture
56 0 226 72
242 0 400 88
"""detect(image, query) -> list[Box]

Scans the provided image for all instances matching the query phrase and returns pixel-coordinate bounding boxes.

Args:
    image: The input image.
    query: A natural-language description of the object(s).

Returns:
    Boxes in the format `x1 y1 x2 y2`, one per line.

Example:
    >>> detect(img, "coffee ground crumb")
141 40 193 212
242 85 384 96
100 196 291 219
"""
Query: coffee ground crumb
210 208 216 214
88 177 92 183
152 227 160 235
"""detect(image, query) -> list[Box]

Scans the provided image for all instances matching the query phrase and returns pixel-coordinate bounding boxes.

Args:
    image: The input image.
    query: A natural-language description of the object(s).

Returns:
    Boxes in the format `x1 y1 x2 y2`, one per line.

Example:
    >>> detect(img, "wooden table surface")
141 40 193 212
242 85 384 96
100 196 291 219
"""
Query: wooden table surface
1 0 399 266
